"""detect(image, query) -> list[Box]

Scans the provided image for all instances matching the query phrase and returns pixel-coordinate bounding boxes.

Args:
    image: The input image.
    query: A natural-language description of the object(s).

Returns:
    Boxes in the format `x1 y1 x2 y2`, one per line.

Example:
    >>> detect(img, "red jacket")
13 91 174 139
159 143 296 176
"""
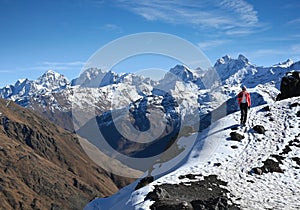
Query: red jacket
237 91 251 106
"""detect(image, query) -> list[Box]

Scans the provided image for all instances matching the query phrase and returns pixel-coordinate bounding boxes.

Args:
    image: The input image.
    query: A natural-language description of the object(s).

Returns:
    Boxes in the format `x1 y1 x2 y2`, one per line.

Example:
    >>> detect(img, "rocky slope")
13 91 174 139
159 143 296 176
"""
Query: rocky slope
0 98 136 210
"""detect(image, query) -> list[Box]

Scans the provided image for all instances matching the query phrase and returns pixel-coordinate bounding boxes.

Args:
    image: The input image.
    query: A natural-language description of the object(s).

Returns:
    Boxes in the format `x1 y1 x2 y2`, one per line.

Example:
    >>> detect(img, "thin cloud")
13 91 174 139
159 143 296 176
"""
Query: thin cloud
250 49 283 57
0 70 13 73
287 18 300 26
291 44 300 54
246 44 300 60
22 61 85 72
39 61 85 67
116 0 260 34
102 24 122 33
198 40 230 50
284 3 300 9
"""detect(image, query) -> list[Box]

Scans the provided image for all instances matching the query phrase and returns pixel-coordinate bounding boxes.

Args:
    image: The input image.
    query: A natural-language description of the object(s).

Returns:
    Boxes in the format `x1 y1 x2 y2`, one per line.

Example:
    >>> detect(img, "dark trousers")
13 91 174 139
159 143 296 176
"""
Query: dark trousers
240 103 248 124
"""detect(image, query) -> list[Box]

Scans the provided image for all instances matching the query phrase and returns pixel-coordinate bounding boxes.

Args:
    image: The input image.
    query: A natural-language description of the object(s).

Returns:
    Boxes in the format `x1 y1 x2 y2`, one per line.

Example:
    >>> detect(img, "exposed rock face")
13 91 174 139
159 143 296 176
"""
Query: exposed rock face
277 71 300 100
0 99 134 210
135 176 154 190
145 175 240 210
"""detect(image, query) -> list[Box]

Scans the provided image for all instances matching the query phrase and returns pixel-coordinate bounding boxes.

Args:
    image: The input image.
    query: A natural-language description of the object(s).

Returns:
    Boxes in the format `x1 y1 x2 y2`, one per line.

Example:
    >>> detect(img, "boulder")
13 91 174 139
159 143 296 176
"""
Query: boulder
277 71 300 100
230 132 244 141
253 125 266 134
135 176 154 190
260 105 270 112
146 186 170 201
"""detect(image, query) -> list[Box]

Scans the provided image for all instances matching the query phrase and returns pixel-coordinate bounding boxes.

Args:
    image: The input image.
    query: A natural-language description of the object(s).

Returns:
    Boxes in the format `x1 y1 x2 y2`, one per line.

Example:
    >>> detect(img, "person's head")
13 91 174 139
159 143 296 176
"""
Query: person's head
241 85 246 92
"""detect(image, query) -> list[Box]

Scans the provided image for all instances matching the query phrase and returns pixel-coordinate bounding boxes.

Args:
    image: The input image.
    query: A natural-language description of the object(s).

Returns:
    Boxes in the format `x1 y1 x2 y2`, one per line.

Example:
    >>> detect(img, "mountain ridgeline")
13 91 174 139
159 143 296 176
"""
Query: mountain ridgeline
1 55 300 132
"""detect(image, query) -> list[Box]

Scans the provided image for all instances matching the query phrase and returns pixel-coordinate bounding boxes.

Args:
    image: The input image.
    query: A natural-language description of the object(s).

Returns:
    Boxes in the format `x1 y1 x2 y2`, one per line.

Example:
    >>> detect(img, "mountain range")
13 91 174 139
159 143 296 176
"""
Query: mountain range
1 55 299 132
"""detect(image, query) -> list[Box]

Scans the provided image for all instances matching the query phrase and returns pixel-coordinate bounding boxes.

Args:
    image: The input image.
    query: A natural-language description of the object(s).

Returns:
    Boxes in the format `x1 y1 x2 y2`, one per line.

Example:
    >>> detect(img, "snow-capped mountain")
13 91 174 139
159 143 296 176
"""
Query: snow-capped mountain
0 70 70 107
0 54 299 135
71 68 122 87
35 70 69 92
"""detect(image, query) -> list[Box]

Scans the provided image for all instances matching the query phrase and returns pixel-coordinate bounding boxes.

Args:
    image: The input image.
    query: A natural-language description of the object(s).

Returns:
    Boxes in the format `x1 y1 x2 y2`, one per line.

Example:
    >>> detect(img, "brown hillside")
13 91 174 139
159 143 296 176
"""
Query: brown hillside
0 98 133 210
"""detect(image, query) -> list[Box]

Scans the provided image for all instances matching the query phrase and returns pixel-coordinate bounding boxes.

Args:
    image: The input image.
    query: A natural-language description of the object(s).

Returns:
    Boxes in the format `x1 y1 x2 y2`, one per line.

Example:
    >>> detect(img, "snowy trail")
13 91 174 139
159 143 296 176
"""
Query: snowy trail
192 99 300 209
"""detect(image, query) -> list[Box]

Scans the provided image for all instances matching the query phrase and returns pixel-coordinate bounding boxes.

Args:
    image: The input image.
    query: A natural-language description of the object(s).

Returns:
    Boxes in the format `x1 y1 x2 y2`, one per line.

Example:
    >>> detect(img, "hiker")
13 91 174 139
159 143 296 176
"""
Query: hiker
237 85 251 126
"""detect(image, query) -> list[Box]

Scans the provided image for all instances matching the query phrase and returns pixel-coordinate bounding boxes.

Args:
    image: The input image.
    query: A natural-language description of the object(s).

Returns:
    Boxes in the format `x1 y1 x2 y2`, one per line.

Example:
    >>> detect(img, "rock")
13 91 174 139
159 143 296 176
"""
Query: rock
292 157 300 166
231 145 238 149
214 163 222 167
297 111 300 117
251 167 263 175
179 201 193 209
145 186 170 201
269 117 275 122
230 132 244 141
251 155 285 175
135 176 154 190
270 154 284 164
147 175 240 210
260 105 270 112
178 174 200 180
277 71 300 100
289 102 300 108
253 125 265 134
280 145 292 155
262 159 284 173
265 113 271 117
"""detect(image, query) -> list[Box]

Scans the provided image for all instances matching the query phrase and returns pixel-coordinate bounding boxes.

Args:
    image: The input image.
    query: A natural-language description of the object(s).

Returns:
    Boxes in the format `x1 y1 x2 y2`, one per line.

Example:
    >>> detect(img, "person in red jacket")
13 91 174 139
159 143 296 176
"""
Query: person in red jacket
237 85 251 126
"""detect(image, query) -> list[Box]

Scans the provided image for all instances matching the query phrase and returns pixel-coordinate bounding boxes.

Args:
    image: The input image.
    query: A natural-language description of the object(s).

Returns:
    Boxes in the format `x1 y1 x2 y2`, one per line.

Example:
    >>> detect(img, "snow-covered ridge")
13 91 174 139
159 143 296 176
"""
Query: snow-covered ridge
0 70 70 103
85 97 300 210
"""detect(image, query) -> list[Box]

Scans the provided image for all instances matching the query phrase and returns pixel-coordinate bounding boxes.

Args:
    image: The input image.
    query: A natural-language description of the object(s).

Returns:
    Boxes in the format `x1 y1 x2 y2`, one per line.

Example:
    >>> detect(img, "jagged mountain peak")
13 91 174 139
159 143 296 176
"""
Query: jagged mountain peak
215 54 250 66
168 64 200 80
217 54 231 64
15 78 29 86
36 69 68 82
237 54 249 63
72 68 120 87
35 70 69 92
273 58 294 68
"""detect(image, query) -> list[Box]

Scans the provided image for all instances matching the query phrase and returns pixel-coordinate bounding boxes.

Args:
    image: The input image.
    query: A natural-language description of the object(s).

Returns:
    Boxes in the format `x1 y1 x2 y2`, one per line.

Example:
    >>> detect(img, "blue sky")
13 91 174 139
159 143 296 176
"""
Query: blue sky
0 0 300 86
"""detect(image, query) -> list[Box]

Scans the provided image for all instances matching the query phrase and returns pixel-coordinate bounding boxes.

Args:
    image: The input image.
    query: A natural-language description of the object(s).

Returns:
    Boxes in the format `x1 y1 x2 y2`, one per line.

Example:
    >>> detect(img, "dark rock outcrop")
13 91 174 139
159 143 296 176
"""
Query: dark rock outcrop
145 175 240 210
260 105 270 112
251 158 284 175
277 71 300 100
135 176 154 190
253 125 266 134
230 132 244 141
